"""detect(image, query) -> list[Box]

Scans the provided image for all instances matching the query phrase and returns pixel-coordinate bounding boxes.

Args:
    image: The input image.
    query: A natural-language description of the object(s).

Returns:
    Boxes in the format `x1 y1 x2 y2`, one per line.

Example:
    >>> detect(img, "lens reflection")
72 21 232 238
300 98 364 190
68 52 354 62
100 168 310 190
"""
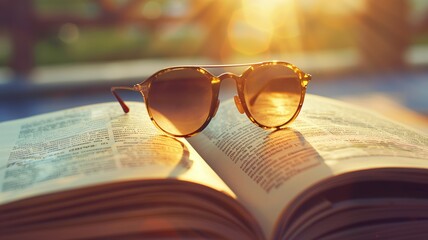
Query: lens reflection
148 68 213 136
244 64 302 127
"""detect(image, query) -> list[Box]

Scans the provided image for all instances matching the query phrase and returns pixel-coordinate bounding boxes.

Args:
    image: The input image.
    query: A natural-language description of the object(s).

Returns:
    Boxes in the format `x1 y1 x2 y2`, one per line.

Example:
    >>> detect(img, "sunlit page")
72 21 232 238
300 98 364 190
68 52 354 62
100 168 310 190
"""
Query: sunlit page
188 94 428 239
0 102 233 204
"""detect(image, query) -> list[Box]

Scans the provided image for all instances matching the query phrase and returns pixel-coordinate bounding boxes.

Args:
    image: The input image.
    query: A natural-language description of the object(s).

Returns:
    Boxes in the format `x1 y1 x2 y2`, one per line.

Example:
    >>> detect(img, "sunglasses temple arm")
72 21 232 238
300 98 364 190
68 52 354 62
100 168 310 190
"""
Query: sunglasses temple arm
111 86 139 113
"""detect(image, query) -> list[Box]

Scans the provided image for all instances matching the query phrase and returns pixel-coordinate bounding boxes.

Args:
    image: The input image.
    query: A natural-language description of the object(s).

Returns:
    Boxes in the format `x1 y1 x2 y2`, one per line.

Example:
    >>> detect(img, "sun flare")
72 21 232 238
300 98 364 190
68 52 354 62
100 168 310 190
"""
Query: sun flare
227 0 302 56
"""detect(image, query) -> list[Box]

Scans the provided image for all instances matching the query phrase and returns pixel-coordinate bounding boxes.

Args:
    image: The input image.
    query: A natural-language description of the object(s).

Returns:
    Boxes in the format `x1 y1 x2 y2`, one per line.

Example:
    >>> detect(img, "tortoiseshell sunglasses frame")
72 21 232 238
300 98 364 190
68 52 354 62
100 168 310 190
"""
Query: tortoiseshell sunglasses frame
111 61 311 137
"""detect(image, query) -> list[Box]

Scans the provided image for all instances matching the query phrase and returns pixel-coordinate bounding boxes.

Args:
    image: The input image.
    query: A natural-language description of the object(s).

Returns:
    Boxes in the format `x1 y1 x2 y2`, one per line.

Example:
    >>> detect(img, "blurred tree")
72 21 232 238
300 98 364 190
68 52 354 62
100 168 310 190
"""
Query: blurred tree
357 0 410 71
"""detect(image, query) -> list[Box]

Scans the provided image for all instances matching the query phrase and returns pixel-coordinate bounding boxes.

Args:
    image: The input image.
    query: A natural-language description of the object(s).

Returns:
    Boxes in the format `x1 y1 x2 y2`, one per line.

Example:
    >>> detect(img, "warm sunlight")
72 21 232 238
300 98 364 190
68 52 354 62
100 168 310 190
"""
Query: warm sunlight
228 0 302 56
1 1 428 239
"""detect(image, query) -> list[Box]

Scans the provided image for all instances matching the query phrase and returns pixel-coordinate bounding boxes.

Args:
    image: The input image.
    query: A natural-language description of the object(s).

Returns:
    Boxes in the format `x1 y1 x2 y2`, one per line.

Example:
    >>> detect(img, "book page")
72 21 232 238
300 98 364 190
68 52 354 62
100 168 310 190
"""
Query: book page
0 102 234 204
188 94 428 239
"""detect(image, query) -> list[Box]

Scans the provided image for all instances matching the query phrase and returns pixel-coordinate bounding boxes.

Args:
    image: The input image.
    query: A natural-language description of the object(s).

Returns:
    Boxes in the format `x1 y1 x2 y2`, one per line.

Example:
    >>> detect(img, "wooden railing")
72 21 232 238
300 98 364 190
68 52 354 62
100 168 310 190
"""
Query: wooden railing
0 0 238 77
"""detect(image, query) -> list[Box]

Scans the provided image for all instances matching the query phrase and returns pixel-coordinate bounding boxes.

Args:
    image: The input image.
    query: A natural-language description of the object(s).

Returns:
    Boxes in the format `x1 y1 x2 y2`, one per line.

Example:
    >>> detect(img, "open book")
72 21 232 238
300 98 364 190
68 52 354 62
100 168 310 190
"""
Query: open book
0 94 427 240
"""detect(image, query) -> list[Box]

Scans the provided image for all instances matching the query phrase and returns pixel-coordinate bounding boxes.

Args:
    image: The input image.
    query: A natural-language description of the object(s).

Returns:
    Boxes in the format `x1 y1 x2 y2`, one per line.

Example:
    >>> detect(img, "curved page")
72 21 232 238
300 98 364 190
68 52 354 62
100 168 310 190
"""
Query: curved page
188 94 428 239
0 102 233 204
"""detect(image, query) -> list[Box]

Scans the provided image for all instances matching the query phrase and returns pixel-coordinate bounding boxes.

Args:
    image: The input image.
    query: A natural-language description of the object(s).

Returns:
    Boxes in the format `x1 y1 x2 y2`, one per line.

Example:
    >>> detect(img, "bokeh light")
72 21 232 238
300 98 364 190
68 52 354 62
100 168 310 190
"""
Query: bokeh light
58 23 80 44
227 0 304 56
228 9 272 56
141 0 162 20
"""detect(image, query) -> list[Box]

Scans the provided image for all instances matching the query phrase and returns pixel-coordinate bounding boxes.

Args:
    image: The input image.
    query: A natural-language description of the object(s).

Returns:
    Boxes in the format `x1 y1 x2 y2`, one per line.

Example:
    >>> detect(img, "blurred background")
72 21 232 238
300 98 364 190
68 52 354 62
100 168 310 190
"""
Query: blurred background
0 0 427 131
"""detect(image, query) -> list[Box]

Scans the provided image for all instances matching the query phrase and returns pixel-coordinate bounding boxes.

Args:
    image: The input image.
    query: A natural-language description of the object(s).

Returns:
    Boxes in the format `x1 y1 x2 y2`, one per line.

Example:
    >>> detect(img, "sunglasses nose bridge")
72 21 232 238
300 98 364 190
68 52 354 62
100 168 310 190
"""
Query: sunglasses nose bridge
217 72 242 91
216 72 246 116
217 72 239 81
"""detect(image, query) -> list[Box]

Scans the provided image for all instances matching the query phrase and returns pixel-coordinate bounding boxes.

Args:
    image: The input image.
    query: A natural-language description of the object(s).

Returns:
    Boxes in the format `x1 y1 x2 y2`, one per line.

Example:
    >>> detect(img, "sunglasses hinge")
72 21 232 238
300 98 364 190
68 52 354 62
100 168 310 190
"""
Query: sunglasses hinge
303 73 312 81
301 73 312 87
133 84 146 92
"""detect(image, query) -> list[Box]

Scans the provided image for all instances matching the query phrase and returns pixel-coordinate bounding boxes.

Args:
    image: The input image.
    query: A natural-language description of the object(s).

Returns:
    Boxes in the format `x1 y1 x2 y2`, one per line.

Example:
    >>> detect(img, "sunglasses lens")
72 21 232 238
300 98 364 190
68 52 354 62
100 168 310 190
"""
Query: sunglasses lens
243 64 302 127
148 68 213 136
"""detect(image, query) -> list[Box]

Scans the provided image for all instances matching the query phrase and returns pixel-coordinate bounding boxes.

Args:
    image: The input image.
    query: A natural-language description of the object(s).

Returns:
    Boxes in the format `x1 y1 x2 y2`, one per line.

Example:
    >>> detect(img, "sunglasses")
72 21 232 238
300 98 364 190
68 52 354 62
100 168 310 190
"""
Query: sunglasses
111 61 311 137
